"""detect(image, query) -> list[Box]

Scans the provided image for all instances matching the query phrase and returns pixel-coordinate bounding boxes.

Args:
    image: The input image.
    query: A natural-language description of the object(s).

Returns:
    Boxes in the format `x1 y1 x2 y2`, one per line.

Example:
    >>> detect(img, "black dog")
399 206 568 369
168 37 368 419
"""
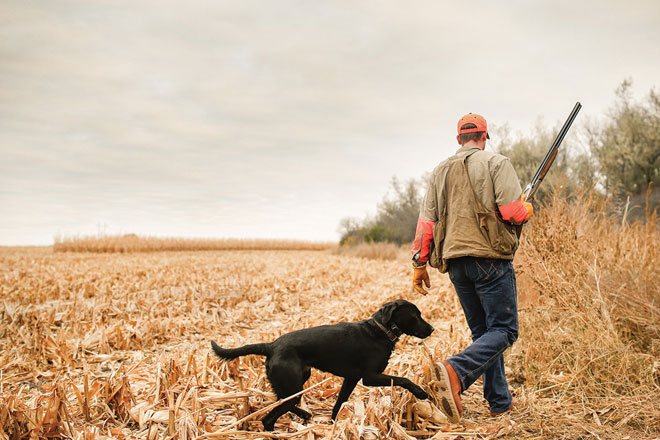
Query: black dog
211 299 434 431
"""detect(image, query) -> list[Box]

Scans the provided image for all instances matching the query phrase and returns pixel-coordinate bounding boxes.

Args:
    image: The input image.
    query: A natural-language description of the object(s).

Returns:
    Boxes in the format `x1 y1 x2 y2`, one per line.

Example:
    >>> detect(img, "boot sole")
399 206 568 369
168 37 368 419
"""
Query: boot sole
435 362 461 424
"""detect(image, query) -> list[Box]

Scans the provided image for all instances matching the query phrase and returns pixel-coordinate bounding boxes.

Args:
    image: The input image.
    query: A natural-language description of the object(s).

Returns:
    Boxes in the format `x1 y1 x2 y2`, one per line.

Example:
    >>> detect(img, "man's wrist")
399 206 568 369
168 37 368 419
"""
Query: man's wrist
412 261 427 268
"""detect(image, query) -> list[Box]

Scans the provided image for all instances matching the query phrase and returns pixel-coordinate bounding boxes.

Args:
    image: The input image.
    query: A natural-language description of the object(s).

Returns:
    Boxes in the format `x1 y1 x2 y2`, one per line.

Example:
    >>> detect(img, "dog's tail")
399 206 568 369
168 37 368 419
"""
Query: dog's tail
210 340 272 360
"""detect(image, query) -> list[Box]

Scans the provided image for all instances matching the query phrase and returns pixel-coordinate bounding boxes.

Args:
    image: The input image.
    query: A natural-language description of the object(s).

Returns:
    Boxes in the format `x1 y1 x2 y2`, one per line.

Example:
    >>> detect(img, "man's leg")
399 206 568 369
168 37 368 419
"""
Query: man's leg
449 258 488 346
475 259 517 412
446 258 517 411
480 260 517 412
446 257 499 391
482 353 511 412
449 260 500 406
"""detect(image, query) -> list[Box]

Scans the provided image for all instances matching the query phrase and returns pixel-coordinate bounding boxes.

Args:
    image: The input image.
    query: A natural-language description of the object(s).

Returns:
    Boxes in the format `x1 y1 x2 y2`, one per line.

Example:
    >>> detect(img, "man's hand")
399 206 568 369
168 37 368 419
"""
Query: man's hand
412 263 431 295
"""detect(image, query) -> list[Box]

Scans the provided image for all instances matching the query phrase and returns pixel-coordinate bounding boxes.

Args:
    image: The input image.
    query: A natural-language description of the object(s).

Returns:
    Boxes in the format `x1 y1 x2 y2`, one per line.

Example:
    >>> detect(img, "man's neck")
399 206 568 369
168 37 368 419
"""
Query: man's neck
463 140 485 150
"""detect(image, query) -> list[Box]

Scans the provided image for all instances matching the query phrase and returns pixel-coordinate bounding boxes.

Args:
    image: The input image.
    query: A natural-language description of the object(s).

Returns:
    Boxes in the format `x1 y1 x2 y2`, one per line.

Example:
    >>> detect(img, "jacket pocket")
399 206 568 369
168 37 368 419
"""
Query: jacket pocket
477 211 519 255
428 216 448 272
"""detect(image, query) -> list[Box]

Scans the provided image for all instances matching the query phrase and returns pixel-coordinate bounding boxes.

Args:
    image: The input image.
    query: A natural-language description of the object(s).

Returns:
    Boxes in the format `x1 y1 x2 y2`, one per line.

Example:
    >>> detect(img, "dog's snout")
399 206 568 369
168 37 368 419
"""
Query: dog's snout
416 321 434 338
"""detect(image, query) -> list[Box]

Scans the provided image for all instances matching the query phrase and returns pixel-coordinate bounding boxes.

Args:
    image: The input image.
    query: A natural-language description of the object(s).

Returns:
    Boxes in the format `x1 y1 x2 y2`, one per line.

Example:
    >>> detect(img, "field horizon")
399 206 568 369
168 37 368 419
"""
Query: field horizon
52 235 338 253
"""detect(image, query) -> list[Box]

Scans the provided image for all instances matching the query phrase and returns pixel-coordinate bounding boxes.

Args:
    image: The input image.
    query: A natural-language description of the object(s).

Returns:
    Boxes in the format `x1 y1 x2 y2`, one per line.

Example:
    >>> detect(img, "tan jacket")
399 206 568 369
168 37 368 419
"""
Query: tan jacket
421 146 522 264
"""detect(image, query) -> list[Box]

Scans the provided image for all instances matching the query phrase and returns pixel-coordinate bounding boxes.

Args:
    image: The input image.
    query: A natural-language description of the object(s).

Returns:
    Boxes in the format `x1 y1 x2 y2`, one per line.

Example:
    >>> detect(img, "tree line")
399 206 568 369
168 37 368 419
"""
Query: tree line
339 80 660 246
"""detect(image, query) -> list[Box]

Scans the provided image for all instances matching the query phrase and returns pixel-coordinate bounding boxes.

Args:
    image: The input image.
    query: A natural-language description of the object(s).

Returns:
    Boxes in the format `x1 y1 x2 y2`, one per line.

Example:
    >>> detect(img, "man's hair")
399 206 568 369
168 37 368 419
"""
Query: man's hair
458 123 485 145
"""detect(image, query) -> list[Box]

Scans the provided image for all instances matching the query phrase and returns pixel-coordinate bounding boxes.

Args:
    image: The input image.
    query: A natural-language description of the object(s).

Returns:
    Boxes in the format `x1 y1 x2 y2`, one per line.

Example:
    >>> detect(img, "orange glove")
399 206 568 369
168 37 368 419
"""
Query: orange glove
412 263 430 295
521 194 533 221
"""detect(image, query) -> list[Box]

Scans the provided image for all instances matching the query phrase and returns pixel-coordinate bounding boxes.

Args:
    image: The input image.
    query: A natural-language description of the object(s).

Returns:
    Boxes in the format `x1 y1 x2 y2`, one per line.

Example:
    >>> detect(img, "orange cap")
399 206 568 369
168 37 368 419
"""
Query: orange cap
457 113 490 139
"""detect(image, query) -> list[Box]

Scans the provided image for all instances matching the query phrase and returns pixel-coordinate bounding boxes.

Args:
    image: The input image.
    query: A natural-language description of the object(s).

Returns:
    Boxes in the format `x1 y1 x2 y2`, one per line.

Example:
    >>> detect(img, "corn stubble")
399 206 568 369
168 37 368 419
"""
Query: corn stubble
1 196 658 439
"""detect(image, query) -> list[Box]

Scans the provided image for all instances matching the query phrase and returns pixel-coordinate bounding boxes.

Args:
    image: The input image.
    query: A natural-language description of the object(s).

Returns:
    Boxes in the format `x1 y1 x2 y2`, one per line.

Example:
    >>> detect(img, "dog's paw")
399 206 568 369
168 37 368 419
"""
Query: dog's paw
294 408 312 421
261 414 275 431
411 386 428 400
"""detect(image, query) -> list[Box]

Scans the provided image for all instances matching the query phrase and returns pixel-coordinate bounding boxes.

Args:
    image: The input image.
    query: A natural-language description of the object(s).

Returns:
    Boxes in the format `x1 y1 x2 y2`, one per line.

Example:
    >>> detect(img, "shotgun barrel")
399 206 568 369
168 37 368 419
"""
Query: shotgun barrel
522 101 582 202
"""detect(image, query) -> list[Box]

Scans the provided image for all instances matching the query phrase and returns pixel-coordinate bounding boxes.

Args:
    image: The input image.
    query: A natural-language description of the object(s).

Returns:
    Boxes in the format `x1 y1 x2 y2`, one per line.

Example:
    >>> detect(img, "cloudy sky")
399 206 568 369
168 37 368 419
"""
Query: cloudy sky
1 0 659 245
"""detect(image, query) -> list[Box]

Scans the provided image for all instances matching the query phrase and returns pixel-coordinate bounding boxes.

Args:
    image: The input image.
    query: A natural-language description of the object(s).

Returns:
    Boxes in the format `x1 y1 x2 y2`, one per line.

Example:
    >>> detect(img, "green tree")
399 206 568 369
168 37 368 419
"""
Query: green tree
491 122 591 202
338 177 424 246
375 177 423 245
589 80 660 196
363 224 388 243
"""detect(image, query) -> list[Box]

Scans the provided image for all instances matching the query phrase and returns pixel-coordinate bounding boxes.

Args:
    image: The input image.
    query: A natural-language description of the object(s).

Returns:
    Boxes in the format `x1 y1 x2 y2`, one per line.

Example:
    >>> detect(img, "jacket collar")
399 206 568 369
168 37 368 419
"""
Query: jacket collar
455 145 482 156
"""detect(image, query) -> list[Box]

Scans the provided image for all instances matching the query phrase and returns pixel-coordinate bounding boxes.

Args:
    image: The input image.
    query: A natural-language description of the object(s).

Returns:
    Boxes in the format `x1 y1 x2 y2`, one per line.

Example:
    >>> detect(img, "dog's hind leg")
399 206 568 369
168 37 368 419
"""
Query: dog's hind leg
290 366 312 421
291 407 312 421
331 376 359 420
261 356 307 431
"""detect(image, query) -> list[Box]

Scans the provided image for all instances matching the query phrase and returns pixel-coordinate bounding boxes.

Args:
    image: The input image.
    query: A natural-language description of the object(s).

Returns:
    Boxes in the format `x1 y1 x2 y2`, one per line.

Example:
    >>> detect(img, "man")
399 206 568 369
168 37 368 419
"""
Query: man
410 113 532 423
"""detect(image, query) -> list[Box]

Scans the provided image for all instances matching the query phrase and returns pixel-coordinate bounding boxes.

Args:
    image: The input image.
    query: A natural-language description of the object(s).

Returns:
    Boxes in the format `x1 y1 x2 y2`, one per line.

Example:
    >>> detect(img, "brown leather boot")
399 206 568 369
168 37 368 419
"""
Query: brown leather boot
435 361 463 423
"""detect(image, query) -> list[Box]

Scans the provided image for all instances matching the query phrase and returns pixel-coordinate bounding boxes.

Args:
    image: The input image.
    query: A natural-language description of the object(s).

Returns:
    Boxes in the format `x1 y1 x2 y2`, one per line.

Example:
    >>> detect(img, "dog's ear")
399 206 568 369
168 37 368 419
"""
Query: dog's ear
380 301 398 324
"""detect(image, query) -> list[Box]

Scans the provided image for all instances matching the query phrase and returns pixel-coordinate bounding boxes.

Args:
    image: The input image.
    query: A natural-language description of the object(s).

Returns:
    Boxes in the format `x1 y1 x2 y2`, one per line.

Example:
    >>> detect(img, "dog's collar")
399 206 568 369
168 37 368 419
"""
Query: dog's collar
371 318 402 343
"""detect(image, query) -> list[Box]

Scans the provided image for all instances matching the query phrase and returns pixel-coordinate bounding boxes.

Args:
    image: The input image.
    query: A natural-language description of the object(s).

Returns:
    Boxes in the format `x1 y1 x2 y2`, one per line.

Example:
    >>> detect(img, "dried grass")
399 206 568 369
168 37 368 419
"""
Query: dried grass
331 242 405 261
510 190 660 438
53 235 337 253
1 195 658 439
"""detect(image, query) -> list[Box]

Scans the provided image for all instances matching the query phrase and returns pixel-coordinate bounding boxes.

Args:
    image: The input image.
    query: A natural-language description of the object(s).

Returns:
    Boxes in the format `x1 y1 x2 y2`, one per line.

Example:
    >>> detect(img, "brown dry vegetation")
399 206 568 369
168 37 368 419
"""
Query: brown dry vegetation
511 192 660 438
1 195 659 439
331 242 404 261
53 236 336 253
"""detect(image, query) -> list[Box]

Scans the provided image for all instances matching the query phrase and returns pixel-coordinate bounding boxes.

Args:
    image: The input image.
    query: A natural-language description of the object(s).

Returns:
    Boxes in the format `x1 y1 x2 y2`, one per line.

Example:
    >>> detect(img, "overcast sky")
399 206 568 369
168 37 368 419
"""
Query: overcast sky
1 0 659 245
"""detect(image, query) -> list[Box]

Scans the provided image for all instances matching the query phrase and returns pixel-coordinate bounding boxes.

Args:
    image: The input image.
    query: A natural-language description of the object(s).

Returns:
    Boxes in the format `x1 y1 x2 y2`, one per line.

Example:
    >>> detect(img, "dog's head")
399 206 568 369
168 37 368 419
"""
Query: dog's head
374 299 434 339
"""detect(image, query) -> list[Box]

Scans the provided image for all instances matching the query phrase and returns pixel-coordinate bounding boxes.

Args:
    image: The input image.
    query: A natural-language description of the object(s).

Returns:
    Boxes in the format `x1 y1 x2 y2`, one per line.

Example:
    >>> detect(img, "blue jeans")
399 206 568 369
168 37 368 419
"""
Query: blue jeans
446 256 518 413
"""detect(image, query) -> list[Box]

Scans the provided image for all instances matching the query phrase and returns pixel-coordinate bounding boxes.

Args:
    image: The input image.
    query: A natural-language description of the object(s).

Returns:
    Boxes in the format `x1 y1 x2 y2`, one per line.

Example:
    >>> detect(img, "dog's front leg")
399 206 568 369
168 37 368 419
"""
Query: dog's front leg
361 373 428 399
331 377 359 420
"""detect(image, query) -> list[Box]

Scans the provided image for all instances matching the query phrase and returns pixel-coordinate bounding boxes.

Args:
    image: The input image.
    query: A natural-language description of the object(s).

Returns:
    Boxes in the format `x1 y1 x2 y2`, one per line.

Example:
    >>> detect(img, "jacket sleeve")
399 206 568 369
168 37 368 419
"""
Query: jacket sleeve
492 157 529 224
412 177 439 265
498 199 529 224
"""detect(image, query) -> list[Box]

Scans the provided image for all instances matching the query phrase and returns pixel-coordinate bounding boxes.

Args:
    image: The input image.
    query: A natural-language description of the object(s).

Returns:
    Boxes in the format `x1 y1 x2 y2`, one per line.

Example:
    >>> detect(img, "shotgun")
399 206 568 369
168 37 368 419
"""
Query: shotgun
522 102 582 202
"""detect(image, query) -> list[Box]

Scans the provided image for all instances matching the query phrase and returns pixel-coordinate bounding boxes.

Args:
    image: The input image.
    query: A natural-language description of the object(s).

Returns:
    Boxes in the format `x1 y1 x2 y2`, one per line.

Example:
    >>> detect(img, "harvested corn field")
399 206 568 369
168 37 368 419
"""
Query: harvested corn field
1 197 659 440
3 248 484 439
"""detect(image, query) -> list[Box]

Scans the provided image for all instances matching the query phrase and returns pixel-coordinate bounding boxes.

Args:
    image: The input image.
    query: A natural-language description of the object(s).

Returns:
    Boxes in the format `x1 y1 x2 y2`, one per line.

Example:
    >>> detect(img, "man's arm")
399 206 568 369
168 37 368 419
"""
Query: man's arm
412 175 439 265
492 158 533 224
499 199 530 225
411 177 439 294
412 217 434 266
